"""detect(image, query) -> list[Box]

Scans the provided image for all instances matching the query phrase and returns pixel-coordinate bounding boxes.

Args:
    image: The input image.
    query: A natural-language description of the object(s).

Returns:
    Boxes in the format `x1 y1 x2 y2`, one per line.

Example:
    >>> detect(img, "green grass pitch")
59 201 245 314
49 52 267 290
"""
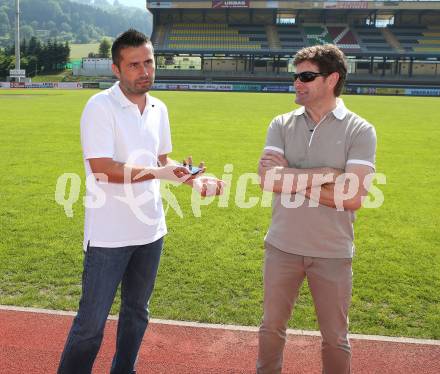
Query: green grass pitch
0 89 439 339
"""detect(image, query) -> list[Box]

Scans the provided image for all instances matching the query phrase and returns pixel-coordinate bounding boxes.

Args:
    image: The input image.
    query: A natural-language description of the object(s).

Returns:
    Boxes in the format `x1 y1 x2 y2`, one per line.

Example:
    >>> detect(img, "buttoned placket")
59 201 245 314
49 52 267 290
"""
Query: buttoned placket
307 113 331 148
139 102 155 131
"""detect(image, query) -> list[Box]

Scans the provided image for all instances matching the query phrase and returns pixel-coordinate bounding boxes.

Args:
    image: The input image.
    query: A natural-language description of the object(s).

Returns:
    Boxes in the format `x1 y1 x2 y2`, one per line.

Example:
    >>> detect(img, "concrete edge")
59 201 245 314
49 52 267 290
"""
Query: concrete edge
1 305 439 346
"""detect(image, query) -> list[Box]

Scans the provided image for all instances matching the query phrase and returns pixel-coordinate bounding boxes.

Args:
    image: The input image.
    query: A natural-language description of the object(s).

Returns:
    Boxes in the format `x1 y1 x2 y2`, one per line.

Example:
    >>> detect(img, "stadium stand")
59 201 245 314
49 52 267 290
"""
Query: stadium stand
76 0 440 88
354 26 394 52
275 24 304 51
303 26 333 45
386 25 440 53
162 23 268 51
157 23 367 53
327 26 361 51
390 26 429 52
304 25 361 52
412 26 440 53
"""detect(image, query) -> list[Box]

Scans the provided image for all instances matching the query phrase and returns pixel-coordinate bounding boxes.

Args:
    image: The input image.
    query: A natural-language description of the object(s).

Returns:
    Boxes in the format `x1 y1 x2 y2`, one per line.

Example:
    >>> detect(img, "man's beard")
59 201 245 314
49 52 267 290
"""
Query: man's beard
122 77 154 95
133 77 154 93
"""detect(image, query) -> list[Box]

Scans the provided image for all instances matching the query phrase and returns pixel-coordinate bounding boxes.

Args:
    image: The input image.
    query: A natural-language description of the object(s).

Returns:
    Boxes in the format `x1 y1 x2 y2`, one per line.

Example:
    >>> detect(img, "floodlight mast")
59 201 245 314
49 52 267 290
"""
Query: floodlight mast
15 0 20 82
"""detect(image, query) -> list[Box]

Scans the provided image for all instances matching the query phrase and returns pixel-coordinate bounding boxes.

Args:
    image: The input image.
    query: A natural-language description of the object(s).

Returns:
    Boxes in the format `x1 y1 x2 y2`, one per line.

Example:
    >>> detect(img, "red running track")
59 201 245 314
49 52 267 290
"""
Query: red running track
0 309 439 373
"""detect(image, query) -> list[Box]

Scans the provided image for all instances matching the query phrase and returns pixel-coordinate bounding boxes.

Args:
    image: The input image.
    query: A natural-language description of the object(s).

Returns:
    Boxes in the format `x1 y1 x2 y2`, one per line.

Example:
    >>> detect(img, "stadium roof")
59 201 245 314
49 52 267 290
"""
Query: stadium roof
148 0 440 10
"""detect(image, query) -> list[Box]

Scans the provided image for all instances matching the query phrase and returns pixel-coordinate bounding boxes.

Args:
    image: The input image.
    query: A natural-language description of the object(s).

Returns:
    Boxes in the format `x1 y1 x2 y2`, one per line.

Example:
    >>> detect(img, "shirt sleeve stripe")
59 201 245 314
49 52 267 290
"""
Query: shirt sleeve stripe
264 146 284 155
346 159 375 169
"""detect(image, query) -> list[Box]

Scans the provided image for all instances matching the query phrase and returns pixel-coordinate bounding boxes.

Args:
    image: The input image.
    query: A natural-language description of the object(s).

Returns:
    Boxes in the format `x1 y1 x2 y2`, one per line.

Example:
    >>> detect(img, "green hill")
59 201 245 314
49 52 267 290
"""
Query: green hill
0 0 150 48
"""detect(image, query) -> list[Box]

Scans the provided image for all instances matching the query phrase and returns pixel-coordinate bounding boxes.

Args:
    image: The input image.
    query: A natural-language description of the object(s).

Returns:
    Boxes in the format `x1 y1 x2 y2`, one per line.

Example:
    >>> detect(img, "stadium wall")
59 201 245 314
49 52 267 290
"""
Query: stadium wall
1 81 440 96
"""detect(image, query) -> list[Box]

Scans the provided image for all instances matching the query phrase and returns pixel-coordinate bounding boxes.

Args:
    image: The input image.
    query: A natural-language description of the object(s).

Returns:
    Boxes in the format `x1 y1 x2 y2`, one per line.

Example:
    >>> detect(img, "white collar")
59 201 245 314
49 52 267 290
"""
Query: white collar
110 82 152 109
293 98 348 120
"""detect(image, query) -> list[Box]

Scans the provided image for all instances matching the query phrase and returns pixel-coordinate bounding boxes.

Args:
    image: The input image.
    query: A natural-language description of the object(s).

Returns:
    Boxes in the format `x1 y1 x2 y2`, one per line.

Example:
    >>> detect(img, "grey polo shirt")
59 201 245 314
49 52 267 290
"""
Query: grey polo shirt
264 99 376 258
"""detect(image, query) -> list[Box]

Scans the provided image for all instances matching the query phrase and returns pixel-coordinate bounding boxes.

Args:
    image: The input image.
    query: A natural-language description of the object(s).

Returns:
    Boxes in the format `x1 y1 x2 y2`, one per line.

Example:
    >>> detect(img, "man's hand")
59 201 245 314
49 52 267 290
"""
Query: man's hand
181 155 206 175
192 176 225 197
150 164 192 183
259 151 289 169
323 168 345 183
158 154 207 182
178 156 224 196
303 164 375 211
257 150 345 194
157 154 225 196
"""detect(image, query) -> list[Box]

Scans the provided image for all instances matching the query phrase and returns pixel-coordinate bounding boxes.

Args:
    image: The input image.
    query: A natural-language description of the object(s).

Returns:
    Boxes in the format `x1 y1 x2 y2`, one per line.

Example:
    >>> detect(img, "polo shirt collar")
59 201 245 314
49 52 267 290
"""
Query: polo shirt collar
333 98 348 120
293 98 348 120
111 81 151 109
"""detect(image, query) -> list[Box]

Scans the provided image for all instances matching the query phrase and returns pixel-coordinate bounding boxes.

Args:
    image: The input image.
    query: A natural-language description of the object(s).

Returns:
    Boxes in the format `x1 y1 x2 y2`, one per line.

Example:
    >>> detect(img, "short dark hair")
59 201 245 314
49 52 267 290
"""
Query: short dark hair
111 29 153 67
293 44 347 97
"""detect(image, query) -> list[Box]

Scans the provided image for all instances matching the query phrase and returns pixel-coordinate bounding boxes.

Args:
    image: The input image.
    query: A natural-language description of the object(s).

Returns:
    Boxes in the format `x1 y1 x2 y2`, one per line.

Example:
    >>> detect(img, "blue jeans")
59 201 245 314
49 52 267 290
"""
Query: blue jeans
58 237 163 374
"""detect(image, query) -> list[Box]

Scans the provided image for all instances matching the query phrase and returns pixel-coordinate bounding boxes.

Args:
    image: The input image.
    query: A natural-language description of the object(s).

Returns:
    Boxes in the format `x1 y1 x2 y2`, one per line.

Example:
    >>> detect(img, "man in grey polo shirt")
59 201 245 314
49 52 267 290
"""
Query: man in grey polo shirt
257 44 376 374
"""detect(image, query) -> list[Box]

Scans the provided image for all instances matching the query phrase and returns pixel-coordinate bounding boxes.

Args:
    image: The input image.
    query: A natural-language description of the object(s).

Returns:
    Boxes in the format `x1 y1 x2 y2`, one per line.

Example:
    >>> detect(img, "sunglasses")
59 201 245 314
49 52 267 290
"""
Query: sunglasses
293 71 330 83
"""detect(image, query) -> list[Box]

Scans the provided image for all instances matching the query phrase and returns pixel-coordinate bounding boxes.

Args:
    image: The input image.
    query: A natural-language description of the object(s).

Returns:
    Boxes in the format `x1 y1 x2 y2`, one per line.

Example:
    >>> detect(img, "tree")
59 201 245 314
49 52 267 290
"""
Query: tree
94 0 110 8
20 38 27 56
28 37 42 56
47 20 56 31
0 0 151 48
77 24 91 43
0 10 10 36
61 22 72 33
25 54 39 77
30 21 39 30
0 51 14 79
21 24 34 40
1 36 69 76
63 41 71 64
98 38 111 58
20 0 62 25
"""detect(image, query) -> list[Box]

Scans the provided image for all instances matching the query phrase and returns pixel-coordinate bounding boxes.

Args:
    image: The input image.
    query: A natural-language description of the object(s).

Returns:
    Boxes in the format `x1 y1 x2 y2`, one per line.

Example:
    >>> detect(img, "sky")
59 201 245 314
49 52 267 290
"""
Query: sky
116 0 146 9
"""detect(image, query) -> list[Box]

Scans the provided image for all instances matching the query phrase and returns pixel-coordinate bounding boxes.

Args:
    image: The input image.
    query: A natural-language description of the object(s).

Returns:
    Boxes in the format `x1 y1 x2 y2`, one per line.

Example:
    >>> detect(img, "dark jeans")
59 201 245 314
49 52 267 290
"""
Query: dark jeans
58 237 163 374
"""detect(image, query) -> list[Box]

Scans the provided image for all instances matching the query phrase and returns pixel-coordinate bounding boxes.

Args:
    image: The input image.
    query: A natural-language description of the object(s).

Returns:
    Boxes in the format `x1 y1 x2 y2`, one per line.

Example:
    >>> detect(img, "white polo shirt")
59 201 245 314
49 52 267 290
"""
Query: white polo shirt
80 82 172 250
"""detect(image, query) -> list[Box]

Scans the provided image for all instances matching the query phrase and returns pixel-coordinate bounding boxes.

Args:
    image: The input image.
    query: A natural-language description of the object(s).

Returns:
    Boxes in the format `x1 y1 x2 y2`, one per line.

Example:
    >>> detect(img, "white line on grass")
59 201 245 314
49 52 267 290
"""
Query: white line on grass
1 304 439 346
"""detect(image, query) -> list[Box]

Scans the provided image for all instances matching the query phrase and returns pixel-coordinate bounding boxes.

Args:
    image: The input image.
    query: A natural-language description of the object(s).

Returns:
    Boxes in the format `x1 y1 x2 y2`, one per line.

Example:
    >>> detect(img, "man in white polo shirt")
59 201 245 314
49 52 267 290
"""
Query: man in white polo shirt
58 29 223 374
257 45 376 374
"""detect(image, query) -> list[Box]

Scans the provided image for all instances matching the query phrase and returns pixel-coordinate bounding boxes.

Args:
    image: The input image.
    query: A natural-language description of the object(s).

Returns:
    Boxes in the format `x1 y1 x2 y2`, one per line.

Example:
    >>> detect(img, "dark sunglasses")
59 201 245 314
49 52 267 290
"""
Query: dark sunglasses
293 71 330 83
